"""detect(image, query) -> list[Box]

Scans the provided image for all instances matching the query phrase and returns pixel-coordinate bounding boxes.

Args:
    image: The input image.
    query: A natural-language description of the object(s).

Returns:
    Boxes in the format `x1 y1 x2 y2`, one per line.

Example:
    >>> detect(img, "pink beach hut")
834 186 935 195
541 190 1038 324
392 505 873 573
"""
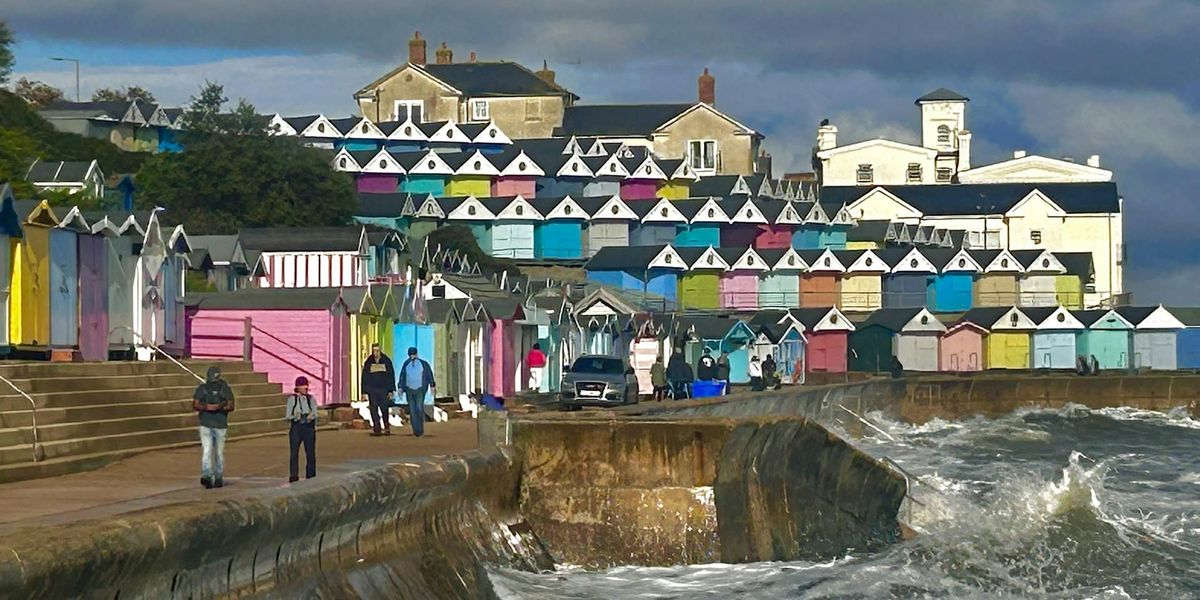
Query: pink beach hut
939 320 986 372
482 297 526 397
719 247 767 309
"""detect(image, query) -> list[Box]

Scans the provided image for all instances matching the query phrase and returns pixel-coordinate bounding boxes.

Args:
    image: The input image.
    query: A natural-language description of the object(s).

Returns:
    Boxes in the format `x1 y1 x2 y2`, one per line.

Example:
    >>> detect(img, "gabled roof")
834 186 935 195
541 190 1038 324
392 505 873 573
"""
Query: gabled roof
677 245 729 270
1166 307 1200 327
556 104 693 137
822 183 1121 215
528 195 586 220
679 316 755 341
1023 306 1085 330
187 235 241 264
916 88 969 103
1073 309 1134 329
355 192 408 218
862 307 945 333
575 195 638 221
960 306 1035 330
26 159 100 184
238 227 367 253
673 197 729 223
357 61 577 100
585 244 682 271
1055 252 1094 280
847 220 892 243
1116 306 1186 330
632 197 688 223
787 307 855 332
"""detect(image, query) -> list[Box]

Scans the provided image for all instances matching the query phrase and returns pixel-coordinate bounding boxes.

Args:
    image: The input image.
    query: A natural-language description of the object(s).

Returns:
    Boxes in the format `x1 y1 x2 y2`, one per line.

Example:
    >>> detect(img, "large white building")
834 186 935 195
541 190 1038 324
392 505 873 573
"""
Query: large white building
815 89 1124 308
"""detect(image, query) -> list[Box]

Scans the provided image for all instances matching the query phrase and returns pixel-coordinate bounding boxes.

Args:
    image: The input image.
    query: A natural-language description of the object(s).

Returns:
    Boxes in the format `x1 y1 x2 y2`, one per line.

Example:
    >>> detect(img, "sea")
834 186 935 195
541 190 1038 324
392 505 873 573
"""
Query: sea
488 404 1200 599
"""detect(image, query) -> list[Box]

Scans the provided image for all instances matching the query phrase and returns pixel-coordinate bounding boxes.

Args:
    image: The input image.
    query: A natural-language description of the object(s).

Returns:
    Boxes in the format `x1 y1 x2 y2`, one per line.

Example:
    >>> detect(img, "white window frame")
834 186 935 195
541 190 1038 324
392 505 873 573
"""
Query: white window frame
470 99 490 122
393 100 424 122
937 124 951 144
856 163 874 184
688 139 717 174
906 162 922 183
936 167 952 182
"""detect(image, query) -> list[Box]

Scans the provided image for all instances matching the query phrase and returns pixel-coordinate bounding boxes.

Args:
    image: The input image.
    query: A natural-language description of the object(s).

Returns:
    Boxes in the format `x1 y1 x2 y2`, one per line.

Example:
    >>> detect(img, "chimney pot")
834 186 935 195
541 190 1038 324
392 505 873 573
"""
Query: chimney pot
536 59 556 85
1087 154 1100 168
436 41 453 64
408 31 427 66
698 67 715 105
1013 150 1027 158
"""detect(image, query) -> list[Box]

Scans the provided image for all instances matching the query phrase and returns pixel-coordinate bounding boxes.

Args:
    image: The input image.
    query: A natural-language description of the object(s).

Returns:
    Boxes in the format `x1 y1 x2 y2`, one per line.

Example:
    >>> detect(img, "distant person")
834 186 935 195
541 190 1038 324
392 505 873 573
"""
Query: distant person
650 356 668 401
748 356 765 392
763 355 778 389
889 355 905 379
526 343 547 391
400 347 436 437
697 348 717 381
716 351 731 395
1089 354 1101 376
360 343 396 436
1076 355 1090 376
193 366 234 489
476 389 505 411
667 348 691 400
285 376 317 483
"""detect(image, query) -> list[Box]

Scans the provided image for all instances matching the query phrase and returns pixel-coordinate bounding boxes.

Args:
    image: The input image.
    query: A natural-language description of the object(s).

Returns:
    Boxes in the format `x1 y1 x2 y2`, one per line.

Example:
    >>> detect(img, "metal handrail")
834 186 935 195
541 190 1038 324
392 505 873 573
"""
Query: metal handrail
109 326 204 383
838 403 896 441
0 374 44 462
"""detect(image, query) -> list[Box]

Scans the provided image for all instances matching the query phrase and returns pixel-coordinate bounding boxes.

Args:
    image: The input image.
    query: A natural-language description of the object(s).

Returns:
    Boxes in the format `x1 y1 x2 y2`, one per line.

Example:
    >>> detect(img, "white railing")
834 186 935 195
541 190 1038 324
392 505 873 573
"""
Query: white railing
109 326 204 383
0 374 44 462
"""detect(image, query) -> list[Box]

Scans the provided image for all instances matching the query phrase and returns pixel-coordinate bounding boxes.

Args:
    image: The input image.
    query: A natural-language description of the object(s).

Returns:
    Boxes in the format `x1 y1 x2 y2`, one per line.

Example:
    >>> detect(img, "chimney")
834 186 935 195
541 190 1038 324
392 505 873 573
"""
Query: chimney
535 60 556 85
1087 154 1101 168
469 51 477 63
698 67 715 105
1013 149 1027 159
956 129 972 171
816 121 838 152
408 31 427 65
436 42 453 64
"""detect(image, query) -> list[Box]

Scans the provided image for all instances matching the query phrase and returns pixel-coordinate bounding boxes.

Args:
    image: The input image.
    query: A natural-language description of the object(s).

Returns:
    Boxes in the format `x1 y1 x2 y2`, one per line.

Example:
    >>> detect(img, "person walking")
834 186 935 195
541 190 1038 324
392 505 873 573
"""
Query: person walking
650 355 668 401
526 343 547 391
763 354 778 389
748 356 765 392
667 347 691 400
697 348 716 381
1089 354 1101 376
399 347 436 437
716 350 731 395
285 376 317 483
193 366 234 489
361 343 396 436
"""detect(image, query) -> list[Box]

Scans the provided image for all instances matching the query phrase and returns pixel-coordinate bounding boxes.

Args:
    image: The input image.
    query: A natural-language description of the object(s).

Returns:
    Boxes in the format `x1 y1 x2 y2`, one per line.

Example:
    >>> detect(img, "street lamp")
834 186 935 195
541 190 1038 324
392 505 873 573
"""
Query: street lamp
49 57 80 102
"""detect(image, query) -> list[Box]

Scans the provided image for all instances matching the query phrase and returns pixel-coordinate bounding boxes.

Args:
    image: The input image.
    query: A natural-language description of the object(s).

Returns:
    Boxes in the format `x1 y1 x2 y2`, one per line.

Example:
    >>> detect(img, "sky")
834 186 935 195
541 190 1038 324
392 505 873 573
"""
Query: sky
4 1 1199 304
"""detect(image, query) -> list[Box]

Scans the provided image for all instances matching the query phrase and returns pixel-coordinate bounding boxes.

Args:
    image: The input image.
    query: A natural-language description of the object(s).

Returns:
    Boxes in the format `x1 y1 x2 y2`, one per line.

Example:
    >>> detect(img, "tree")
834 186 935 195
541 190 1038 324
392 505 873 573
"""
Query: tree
137 81 354 233
91 85 157 104
0 21 13 85
14 78 63 109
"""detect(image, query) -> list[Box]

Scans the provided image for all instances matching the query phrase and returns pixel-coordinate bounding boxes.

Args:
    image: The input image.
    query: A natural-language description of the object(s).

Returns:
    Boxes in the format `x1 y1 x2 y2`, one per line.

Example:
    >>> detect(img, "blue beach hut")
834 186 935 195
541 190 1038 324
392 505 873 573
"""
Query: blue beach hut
1025 306 1084 370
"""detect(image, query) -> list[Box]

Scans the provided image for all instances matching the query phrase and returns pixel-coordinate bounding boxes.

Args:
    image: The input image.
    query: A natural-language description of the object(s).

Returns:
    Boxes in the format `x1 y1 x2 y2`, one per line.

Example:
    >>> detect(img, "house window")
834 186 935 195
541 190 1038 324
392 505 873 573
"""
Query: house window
937 125 951 144
906 163 922 182
1030 230 1042 244
689 140 717 174
936 167 952 182
431 285 446 298
525 99 543 122
393 100 423 122
470 99 489 121
856 164 874 184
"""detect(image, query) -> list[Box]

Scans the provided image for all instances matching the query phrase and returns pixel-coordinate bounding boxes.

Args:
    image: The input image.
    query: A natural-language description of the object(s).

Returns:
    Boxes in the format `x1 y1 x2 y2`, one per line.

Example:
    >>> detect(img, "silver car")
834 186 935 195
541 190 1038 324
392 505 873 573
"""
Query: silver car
558 355 640 409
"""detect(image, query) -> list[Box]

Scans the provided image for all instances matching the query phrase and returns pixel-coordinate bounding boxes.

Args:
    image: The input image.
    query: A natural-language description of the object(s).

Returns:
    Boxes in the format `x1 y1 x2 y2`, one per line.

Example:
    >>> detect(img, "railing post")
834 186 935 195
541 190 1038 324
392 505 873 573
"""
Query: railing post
243 317 253 362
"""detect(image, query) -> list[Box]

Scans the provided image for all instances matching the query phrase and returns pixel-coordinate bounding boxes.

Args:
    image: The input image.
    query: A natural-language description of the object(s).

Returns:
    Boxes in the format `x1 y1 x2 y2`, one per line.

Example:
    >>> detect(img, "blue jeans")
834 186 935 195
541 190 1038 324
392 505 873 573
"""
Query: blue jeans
404 387 427 436
199 426 227 480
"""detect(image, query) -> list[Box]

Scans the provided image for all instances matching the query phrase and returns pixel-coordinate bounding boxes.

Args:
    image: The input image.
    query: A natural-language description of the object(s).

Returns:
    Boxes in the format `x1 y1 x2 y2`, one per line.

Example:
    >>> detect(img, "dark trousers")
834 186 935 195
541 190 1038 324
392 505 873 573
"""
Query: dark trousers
404 387 427 436
750 376 764 392
289 421 316 479
366 390 391 433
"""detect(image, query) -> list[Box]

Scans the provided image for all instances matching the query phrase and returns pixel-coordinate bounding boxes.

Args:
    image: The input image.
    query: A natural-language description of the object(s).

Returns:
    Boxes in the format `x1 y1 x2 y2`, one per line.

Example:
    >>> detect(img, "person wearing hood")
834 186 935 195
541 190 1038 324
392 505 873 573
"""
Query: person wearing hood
285 376 317 483
193 366 235 489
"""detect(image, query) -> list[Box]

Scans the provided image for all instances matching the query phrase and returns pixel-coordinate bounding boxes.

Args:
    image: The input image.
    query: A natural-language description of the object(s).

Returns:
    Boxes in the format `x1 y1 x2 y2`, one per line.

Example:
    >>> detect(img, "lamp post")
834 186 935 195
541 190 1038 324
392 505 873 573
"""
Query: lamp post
975 195 995 250
50 57 80 101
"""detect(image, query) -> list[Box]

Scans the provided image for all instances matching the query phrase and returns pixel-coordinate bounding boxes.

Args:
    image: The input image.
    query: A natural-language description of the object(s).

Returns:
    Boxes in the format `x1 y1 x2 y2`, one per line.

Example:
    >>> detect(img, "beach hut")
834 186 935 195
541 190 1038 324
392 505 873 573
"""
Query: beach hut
818 203 854 249
481 196 541 259
353 191 409 234
241 226 386 289
530 196 587 260
680 316 756 384
757 248 805 309
395 149 454 197
186 288 351 406
581 153 626 197
162 225 192 352
492 148 544 197
440 196 496 253
483 298 525 397
1015 250 1066 308
787 307 854 375
380 116 428 153
673 197 728 248
677 246 728 310
330 116 387 152
418 120 469 150
657 159 698 200
619 151 666 200
443 150 500 197
838 249 886 312
773 320 807 383
1075 309 1133 370
798 249 845 307
456 301 491 395
926 248 981 313
879 247 936 309
46 208 85 351
578 195 637 258
585 245 684 311
939 320 986 372
630 198 687 246
1118 306 1185 370
972 249 1023 307
1055 252 1093 310
1025 306 1085 370
1169 307 1200 370
849 307 944 373
425 298 467 397
720 197 768 248
10 200 58 348
0 188 21 351
961 306 1035 369
718 247 767 309
87 213 139 352
406 194 446 243
790 203 826 250
754 200 801 250
354 148 406 193
532 151 593 198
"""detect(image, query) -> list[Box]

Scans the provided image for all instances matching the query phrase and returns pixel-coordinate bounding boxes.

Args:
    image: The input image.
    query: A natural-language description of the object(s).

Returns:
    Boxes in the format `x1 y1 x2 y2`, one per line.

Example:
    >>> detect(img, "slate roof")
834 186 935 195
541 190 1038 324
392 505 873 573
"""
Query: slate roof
556 104 693 137
1072 309 1128 328
478 196 528 216
585 245 669 271
786 307 839 329
1167 307 1200 327
821 183 1121 215
680 316 748 340
916 88 969 103
26 160 95 183
862 307 925 332
282 115 321 132
41 100 132 121
1056 252 1094 279
189 235 240 264
847 220 892 243
689 175 745 197
355 192 408 218
186 287 345 310
959 307 1016 327
238 227 365 252
1019 307 1059 326
1114 306 1158 327
422 62 578 99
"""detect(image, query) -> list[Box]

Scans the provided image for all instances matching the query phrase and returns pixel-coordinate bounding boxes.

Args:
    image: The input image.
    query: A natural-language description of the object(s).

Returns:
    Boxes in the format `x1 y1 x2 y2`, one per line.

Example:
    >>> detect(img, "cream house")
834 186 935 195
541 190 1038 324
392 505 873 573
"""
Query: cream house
958 151 1112 184
824 183 1124 307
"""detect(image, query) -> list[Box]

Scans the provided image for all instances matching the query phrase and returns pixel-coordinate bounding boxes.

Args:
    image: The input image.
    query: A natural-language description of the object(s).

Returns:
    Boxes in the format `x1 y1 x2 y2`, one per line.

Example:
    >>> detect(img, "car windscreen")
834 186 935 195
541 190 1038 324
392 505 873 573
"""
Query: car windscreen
570 357 624 375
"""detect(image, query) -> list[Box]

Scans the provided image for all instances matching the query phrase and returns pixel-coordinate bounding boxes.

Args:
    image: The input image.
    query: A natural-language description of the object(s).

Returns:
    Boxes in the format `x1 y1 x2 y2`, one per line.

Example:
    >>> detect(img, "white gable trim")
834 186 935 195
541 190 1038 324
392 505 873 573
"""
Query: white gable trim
557 153 595 178
830 205 855 226
332 148 362 172
1035 306 1085 330
453 150 501 176
542 195 587 220
387 118 429 142
730 176 753 196
1086 309 1135 330
942 249 983 273
730 199 769 224
498 150 546 177
846 187 924 221
494 195 544 221
446 196 496 221
689 198 732 224
816 138 938 159
808 249 847 273
803 203 829 224
1134 306 1186 330
990 307 1038 330
362 148 406 174
729 248 769 271
771 247 809 271
400 195 419 217
414 195 446 219
628 156 668 181
593 195 639 221
902 309 947 333
810 307 855 332
641 199 688 223
427 121 467 144
649 245 686 270
472 122 512 145
983 250 1025 273
583 139 607 157
344 117 387 140
690 246 731 270
845 250 887 273
563 136 584 155
1024 251 1067 274
889 248 937 274
55 206 90 232
670 161 699 181
776 202 805 225
597 153 632 178
408 150 455 175
299 115 339 138
1005 189 1067 218
268 114 297 136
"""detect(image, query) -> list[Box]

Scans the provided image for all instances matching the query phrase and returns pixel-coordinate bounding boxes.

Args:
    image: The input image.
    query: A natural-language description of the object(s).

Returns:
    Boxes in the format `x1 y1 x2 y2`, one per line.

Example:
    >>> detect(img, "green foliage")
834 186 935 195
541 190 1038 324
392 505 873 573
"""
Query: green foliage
91 86 156 104
186 270 217 293
13 78 62 108
424 224 519 279
0 22 12 85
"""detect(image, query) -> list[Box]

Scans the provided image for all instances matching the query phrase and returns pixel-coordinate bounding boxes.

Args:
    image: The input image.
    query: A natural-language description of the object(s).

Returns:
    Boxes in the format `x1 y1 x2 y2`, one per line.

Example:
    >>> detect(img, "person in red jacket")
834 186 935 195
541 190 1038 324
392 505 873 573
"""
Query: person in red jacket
526 343 547 391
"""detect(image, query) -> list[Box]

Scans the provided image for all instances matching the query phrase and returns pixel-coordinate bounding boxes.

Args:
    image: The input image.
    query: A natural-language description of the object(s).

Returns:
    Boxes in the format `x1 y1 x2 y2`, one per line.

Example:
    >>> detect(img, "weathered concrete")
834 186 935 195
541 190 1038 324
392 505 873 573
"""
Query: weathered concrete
510 414 906 568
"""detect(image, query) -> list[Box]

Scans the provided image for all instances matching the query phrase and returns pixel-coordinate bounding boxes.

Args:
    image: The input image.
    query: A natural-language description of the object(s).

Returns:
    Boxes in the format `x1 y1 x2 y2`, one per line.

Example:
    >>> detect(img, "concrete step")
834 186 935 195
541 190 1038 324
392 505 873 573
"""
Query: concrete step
3 371 268 394
0 393 287 430
0 404 287 448
0 360 255 380
0 382 285 411
0 418 293 465
0 422 336 485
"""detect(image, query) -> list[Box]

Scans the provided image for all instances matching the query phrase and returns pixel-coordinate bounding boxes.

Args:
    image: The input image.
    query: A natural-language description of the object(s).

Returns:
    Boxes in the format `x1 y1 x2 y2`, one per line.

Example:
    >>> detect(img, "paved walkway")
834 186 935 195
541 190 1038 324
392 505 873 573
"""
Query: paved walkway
0 419 479 533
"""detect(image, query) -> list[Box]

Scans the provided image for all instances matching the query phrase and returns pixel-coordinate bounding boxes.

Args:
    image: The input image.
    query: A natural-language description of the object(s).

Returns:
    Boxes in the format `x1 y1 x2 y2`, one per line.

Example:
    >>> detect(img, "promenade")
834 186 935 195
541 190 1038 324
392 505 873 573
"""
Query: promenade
0 419 479 534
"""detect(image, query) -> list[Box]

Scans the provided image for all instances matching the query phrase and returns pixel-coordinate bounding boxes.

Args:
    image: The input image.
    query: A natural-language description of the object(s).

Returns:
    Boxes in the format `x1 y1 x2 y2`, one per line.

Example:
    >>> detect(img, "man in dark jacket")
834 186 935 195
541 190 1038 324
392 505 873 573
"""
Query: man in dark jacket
193 366 235 489
399 347 436 437
697 348 717 381
666 348 691 400
360 343 396 436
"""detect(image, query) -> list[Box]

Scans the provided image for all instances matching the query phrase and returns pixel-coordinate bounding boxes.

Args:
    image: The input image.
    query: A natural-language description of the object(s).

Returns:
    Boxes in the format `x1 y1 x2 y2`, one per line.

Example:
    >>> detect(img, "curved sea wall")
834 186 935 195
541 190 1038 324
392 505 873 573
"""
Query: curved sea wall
0 448 550 600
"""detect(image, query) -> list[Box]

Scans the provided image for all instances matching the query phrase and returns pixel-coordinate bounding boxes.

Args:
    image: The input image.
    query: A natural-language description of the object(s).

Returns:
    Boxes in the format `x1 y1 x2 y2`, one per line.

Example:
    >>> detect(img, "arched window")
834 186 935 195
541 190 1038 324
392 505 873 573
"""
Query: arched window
338 157 347 168
937 124 951 144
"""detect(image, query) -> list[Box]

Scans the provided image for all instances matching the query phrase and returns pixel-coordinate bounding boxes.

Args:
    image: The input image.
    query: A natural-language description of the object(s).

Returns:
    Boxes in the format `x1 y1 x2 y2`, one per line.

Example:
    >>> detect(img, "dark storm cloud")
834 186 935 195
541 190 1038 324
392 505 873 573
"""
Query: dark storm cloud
6 1 1200 95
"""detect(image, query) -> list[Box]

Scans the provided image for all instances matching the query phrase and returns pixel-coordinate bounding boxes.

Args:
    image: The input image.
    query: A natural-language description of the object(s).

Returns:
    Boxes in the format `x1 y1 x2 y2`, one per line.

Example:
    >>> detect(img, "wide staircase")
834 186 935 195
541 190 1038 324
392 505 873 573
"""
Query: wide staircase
0 360 293 484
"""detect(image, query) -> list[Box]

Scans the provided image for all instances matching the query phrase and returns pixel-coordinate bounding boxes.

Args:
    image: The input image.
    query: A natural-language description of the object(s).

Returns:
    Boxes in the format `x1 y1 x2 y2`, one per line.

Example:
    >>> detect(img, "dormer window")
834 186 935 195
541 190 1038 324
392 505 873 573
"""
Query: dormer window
937 125 951 144
856 164 874 184
470 100 489 121
907 163 922 182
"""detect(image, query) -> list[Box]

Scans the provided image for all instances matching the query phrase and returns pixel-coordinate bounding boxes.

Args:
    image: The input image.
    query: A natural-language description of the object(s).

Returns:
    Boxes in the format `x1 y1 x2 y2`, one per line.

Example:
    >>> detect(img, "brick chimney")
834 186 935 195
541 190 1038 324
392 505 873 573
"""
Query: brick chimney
536 60 556 85
436 42 453 65
698 67 715 105
408 31 426 65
